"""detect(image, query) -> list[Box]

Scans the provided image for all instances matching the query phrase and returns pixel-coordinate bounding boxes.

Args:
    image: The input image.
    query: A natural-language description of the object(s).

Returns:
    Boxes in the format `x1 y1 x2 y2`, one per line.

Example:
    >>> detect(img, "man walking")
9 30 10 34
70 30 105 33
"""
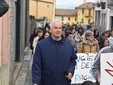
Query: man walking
32 20 77 85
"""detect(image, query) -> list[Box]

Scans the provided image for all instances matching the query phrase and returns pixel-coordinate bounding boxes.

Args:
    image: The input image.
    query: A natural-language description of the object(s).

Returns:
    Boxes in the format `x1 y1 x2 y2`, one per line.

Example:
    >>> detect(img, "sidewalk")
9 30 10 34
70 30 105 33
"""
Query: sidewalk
14 47 32 85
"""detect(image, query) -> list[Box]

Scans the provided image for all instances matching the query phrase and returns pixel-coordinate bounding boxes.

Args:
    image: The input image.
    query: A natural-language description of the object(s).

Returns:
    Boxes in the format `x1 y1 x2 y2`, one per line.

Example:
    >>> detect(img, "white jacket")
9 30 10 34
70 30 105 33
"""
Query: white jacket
33 36 39 53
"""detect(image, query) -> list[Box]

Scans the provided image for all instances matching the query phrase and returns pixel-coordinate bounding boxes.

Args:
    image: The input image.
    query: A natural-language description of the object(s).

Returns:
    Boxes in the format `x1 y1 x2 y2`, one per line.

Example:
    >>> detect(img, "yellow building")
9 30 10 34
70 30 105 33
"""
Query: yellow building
29 0 55 21
77 2 95 24
55 9 77 24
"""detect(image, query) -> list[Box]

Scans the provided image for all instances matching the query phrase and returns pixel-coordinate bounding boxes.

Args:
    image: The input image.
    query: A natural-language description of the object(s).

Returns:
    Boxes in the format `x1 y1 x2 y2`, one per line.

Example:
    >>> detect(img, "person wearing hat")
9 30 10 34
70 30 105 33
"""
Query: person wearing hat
77 30 99 53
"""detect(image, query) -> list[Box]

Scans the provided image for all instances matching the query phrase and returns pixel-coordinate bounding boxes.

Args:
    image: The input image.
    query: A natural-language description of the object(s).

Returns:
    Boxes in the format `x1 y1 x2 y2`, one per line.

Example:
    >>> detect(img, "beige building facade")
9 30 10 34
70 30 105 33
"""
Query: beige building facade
77 2 95 24
30 0 55 21
55 9 77 24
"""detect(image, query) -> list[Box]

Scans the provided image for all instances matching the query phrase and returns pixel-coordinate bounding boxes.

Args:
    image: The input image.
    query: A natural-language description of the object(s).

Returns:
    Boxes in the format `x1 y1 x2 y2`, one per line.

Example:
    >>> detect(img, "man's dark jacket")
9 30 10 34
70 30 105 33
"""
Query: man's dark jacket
32 35 77 85
0 0 9 17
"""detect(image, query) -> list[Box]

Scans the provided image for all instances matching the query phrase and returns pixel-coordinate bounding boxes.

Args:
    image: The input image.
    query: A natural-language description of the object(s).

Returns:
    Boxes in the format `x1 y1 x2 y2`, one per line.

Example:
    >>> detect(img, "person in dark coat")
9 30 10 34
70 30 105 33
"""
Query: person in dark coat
32 20 78 85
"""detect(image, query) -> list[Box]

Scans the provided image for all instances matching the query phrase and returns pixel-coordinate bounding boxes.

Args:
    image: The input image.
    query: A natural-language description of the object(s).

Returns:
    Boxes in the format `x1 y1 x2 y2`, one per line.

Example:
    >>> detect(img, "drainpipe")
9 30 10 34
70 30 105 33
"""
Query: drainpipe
36 1 38 19
0 18 3 67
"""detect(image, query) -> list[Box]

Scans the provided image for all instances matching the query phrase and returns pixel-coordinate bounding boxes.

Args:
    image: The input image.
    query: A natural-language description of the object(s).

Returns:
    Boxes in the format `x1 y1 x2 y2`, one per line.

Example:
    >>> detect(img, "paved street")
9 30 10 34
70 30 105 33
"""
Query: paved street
14 49 32 85
25 70 32 85
25 55 33 85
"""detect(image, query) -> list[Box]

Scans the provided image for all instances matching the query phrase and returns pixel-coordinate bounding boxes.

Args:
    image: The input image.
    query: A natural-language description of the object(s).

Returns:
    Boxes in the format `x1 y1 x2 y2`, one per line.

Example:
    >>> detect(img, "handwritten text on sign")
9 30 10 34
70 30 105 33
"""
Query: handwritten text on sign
71 53 96 84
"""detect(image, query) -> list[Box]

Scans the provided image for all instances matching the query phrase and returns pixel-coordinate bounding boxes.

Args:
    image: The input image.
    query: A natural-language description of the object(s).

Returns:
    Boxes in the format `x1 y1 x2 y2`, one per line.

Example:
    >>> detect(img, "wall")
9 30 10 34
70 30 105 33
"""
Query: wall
55 16 77 24
77 8 95 24
0 0 29 84
0 0 16 85
29 0 55 21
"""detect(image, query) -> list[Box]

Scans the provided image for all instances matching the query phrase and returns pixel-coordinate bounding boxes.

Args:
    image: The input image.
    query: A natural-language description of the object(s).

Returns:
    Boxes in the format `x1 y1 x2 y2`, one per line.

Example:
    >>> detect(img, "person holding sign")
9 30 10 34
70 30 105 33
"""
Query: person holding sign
77 30 99 53
91 42 113 85
32 20 78 85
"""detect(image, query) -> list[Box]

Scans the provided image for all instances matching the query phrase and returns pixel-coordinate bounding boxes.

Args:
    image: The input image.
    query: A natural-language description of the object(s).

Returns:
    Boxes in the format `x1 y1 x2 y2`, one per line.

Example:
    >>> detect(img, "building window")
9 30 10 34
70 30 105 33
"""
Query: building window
68 17 70 21
47 4 49 8
82 9 84 14
81 19 84 23
109 0 112 4
89 9 91 16
62 16 64 21
75 17 77 21
88 19 90 24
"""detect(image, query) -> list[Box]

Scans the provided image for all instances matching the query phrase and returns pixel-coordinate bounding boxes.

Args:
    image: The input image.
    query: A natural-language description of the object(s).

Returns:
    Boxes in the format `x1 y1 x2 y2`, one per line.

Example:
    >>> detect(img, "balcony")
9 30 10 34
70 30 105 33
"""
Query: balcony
85 15 93 19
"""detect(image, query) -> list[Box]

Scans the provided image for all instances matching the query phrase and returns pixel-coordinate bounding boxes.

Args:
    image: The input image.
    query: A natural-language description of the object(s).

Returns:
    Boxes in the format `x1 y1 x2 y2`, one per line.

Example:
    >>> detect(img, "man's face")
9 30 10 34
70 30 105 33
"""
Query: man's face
67 34 73 41
50 22 62 39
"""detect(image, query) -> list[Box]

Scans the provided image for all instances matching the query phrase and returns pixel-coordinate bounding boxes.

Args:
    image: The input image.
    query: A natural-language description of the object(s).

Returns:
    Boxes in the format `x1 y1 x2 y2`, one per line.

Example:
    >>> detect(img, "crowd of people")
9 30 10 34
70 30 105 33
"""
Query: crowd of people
30 21 112 55
1 0 112 84
29 20 113 85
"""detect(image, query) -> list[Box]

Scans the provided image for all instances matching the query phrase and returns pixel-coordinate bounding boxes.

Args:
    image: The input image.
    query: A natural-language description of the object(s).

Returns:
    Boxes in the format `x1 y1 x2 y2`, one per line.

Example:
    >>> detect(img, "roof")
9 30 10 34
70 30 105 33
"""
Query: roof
77 2 95 9
55 9 77 16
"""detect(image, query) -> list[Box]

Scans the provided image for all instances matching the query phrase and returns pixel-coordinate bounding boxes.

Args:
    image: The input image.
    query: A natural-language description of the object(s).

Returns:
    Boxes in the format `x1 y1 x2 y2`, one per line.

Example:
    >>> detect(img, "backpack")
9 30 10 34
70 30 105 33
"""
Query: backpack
0 0 9 17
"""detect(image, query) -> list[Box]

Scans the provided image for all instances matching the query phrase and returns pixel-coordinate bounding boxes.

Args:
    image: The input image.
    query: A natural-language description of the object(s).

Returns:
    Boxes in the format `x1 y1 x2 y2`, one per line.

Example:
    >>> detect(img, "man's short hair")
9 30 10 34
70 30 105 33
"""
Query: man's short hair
65 32 72 38
50 20 62 29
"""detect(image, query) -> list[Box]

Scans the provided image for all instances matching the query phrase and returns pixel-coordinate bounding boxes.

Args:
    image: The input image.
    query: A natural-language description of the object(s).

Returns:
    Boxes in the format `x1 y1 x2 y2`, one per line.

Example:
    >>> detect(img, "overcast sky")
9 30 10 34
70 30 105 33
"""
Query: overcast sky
56 0 96 9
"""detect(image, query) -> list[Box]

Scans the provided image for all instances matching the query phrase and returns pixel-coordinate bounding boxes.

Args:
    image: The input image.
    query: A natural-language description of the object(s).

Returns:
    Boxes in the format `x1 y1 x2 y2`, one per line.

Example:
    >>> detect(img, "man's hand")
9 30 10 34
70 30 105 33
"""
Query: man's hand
97 78 101 83
65 72 72 80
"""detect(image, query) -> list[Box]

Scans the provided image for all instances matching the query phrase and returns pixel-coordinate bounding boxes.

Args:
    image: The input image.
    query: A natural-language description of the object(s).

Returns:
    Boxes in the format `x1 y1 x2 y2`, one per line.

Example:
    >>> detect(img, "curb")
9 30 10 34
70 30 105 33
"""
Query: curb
14 48 32 85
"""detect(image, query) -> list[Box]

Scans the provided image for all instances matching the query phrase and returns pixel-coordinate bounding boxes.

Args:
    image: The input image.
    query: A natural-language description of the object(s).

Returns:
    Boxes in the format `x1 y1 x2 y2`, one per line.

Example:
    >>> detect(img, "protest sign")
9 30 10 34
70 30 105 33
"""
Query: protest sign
71 53 96 84
101 53 113 85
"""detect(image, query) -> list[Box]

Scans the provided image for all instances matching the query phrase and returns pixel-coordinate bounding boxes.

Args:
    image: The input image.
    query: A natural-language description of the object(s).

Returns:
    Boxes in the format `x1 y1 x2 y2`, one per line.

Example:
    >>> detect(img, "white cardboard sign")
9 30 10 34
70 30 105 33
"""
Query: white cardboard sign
101 53 113 85
71 53 96 84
